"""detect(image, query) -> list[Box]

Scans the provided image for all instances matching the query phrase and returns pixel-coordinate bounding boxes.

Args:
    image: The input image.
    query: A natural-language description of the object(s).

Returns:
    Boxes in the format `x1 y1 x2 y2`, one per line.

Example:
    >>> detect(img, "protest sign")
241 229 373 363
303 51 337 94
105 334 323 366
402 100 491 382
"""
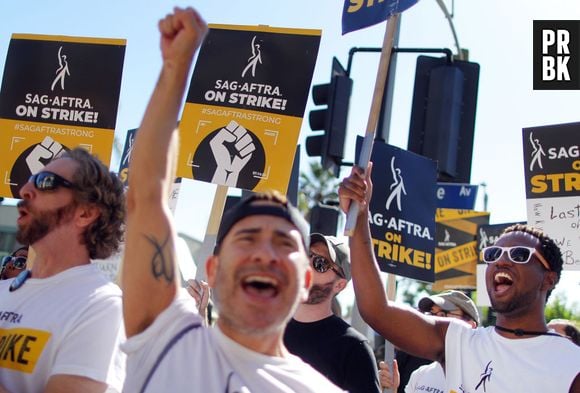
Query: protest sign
0 34 125 197
523 122 580 270
177 25 320 194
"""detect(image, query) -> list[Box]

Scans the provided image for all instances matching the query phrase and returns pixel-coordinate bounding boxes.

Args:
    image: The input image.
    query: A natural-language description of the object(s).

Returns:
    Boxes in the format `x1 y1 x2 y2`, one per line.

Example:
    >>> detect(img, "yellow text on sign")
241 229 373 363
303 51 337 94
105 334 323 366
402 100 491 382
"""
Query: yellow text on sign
530 172 580 193
372 237 433 270
0 327 51 373
347 0 387 13
435 241 478 273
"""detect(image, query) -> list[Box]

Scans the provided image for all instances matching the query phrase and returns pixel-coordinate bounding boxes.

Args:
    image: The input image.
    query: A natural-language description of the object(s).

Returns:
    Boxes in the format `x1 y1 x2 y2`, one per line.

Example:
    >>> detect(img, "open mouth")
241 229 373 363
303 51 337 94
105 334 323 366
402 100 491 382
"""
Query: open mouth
17 208 29 224
493 271 513 294
241 275 279 299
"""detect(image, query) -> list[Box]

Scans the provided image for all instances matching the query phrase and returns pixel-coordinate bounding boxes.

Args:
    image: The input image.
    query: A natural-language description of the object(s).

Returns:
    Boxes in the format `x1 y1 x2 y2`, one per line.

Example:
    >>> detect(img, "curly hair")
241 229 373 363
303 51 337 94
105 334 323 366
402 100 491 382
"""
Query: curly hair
502 223 563 299
62 148 126 259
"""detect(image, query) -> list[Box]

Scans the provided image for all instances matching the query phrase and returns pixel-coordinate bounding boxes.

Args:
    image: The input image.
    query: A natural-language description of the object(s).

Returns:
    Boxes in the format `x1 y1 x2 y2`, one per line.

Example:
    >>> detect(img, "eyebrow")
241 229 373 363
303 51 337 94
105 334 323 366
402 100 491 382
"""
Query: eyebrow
232 227 299 244
232 227 261 237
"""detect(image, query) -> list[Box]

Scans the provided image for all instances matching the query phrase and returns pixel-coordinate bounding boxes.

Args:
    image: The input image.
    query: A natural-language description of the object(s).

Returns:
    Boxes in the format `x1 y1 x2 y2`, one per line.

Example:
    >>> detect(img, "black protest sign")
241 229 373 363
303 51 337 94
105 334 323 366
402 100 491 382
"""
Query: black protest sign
523 122 580 270
358 137 437 283
0 34 125 198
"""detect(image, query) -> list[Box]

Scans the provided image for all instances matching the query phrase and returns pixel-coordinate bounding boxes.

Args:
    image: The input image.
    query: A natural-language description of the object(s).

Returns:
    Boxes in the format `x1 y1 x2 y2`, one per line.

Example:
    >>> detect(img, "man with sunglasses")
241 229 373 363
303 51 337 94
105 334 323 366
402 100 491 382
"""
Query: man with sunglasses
284 233 381 393
0 246 28 280
0 148 126 390
120 7 341 392
338 164 580 393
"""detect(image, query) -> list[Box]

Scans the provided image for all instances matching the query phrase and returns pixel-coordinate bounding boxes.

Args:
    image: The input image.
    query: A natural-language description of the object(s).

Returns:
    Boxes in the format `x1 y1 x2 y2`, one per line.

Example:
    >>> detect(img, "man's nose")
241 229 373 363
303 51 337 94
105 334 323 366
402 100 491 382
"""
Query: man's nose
19 178 35 199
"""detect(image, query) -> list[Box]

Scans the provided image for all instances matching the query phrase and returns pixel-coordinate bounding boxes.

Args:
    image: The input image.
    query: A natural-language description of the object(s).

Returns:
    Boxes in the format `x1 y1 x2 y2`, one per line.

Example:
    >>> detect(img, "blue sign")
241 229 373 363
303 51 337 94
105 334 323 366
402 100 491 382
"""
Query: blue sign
356 137 437 283
342 0 419 34
436 183 479 209
118 128 137 187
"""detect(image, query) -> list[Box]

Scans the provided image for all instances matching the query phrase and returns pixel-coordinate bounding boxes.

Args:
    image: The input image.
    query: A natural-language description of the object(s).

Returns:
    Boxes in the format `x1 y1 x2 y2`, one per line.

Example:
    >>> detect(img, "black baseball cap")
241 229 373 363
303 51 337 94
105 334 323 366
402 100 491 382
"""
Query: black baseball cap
214 192 309 254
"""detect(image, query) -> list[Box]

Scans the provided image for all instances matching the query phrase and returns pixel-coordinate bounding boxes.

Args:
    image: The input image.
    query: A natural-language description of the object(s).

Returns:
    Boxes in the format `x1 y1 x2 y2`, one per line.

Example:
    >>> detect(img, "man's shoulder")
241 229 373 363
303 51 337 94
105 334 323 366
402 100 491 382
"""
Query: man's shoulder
288 316 367 340
413 361 442 375
339 319 370 343
69 265 123 298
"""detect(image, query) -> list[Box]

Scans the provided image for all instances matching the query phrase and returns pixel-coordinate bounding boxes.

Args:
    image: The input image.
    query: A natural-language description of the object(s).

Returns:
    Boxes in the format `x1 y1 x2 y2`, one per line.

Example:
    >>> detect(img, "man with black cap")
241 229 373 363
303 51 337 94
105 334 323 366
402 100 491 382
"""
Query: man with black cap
284 233 381 393
121 7 342 392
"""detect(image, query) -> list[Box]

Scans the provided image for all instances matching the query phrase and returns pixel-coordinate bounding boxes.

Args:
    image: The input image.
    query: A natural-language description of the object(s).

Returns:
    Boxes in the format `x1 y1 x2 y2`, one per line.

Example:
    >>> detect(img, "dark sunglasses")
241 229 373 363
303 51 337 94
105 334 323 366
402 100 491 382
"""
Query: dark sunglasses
425 309 468 321
29 171 75 191
1 256 27 270
309 252 345 278
481 246 550 271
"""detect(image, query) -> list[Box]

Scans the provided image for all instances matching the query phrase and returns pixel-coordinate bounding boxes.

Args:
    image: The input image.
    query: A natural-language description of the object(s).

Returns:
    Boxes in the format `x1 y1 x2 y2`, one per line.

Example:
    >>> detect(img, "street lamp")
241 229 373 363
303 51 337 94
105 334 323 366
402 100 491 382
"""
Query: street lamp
479 182 488 211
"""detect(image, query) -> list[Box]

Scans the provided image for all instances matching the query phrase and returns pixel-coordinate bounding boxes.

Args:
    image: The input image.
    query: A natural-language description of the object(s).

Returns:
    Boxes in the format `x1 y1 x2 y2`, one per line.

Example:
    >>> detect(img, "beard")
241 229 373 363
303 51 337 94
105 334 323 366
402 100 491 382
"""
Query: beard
305 280 335 305
16 201 77 245
489 283 543 316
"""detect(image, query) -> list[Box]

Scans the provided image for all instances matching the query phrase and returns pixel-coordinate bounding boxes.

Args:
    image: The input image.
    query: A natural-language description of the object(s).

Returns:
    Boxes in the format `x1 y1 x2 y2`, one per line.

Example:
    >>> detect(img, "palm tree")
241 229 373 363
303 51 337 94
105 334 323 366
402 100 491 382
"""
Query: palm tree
298 159 340 221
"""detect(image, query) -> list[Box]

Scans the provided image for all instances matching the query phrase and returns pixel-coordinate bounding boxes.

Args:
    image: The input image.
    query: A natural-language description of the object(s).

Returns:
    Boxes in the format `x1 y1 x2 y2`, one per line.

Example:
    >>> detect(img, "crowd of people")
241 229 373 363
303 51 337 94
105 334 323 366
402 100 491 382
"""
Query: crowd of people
0 6 578 393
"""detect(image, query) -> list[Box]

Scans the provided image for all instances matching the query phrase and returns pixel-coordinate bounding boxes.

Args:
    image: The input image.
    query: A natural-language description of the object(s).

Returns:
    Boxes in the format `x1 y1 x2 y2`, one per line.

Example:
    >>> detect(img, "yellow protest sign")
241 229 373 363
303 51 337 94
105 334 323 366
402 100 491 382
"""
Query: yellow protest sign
433 209 489 290
0 34 125 198
176 25 320 193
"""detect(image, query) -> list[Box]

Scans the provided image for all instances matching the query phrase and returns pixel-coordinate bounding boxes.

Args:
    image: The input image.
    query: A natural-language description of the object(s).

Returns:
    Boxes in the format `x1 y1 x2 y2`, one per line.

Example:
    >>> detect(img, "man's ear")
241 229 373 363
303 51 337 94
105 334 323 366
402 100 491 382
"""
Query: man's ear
298 266 312 303
303 267 312 291
542 271 558 293
206 255 218 288
76 204 100 228
334 278 347 294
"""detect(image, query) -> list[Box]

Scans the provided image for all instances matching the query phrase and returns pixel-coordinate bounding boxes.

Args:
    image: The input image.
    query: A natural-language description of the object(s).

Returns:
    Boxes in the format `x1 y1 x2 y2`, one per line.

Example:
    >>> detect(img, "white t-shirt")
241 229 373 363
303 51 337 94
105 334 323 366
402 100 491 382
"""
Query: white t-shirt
445 319 580 393
405 361 444 393
0 264 125 393
122 292 344 392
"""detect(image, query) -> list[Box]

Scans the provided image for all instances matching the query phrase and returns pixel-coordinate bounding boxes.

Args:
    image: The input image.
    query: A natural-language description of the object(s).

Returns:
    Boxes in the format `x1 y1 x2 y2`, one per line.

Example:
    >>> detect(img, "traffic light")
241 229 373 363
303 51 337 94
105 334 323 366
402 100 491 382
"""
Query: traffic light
309 201 340 236
407 55 480 183
306 57 353 177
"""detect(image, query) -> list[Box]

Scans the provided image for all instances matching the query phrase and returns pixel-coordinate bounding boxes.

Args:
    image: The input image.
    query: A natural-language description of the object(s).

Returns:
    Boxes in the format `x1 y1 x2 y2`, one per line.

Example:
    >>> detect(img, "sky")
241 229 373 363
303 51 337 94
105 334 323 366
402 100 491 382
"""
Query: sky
1 0 578 306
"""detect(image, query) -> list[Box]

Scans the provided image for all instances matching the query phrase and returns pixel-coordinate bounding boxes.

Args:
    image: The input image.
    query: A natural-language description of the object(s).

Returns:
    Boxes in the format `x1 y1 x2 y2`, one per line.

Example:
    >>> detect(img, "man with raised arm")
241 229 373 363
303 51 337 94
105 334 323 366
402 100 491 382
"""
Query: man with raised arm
338 164 579 392
121 7 342 392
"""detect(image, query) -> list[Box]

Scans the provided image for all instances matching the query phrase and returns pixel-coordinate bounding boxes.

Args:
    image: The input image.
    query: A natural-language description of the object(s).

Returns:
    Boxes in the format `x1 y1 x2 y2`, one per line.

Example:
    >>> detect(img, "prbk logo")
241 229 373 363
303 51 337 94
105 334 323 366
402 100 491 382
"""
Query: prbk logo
533 20 580 89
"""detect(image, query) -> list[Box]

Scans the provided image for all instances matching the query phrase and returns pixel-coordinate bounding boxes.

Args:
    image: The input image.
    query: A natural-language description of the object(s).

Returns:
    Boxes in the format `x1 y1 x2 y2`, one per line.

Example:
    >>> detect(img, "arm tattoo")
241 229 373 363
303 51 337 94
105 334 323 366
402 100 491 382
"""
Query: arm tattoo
144 233 175 283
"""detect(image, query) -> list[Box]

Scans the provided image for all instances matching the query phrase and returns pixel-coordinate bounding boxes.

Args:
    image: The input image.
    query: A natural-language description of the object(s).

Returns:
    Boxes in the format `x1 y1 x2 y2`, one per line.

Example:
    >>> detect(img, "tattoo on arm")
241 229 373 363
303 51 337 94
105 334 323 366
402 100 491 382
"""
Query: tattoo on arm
144 233 175 283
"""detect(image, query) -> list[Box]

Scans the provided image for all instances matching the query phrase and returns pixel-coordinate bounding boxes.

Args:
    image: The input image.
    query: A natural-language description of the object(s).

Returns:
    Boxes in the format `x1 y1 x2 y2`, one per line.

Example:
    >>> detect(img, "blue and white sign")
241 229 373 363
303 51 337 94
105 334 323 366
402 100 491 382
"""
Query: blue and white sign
356 136 437 282
342 0 419 34
436 183 479 209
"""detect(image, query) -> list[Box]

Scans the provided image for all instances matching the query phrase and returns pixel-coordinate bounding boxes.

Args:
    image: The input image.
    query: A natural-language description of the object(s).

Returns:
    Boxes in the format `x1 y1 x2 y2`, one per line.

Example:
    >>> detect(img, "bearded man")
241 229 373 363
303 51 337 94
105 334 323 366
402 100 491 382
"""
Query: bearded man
284 233 381 393
0 148 126 392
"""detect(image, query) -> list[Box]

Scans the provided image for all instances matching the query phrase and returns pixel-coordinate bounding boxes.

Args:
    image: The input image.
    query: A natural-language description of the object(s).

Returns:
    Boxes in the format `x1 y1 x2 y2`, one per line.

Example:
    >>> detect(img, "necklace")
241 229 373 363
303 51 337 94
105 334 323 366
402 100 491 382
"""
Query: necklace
495 325 562 337
9 270 31 292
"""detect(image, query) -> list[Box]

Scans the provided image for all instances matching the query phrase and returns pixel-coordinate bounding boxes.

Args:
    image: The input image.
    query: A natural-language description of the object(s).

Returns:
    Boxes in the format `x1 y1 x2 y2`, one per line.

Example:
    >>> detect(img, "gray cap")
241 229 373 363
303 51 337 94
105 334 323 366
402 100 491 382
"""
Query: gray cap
310 233 351 281
418 290 480 325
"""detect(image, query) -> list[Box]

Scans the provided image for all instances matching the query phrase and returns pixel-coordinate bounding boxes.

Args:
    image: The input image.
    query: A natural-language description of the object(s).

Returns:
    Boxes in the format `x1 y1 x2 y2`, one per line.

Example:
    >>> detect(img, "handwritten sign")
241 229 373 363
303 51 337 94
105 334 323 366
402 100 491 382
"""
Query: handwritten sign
523 122 580 270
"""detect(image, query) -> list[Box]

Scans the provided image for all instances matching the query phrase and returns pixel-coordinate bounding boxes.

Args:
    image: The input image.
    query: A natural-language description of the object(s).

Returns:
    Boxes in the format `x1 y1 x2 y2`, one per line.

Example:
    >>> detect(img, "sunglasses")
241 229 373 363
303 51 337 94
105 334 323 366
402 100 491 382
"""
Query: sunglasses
29 171 75 191
426 310 467 320
309 252 345 278
1 256 27 270
481 246 550 271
